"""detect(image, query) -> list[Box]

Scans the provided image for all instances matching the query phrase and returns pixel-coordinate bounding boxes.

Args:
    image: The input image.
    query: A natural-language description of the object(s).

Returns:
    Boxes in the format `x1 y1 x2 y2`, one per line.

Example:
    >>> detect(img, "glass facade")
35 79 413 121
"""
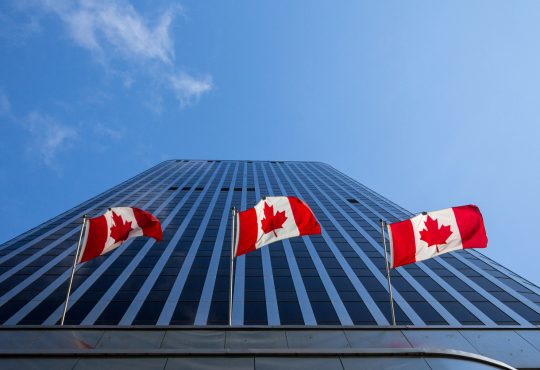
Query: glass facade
0 159 539 326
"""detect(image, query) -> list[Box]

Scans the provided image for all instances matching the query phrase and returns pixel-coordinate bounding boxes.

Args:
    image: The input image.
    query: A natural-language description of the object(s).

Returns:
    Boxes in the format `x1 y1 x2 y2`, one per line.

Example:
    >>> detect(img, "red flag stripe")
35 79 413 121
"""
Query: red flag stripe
388 219 416 268
235 208 258 256
288 196 321 235
133 207 163 241
453 205 488 249
79 215 107 263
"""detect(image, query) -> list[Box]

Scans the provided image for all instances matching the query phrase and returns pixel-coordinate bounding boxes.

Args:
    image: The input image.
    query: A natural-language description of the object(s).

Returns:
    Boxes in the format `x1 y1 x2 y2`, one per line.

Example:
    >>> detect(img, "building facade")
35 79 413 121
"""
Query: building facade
0 159 539 328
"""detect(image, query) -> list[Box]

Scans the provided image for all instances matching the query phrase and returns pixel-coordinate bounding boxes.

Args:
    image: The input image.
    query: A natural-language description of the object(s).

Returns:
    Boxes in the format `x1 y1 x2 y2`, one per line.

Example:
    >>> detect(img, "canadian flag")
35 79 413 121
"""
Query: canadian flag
78 207 162 263
235 196 321 257
387 205 488 268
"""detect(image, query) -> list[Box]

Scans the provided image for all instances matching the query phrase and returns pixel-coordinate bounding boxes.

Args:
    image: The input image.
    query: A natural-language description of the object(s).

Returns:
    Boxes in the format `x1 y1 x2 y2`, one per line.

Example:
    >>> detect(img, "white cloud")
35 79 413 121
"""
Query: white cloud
23 112 78 169
34 0 212 109
0 91 123 170
40 0 176 64
169 72 213 107
0 92 77 170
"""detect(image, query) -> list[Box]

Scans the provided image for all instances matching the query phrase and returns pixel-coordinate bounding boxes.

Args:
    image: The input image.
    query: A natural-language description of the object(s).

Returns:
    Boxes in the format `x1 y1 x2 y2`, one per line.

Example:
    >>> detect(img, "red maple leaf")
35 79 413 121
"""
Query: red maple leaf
110 211 133 243
261 202 287 237
419 216 452 253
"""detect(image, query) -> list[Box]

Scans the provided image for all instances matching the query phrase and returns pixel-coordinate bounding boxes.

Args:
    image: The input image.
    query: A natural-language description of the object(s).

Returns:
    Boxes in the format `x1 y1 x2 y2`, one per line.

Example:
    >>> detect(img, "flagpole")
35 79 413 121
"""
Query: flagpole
228 207 236 326
60 215 87 326
380 219 396 326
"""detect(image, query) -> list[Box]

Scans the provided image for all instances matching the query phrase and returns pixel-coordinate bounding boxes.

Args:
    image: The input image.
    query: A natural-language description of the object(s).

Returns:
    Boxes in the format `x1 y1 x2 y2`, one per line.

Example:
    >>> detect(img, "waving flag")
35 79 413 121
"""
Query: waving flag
235 196 321 256
387 204 488 268
78 207 162 263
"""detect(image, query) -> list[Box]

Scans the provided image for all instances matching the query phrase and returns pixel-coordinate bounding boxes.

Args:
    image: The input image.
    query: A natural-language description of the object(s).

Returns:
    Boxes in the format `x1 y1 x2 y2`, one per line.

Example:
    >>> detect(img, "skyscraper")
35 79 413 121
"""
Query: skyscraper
1 160 539 369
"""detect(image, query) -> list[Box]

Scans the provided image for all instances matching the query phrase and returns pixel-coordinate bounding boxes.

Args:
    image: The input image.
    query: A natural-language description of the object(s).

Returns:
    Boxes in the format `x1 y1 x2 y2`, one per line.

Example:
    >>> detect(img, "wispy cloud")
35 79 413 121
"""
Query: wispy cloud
23 112 78 170
21 114 126 170
32 0 212 109
40 0 176 64
0 90 124 171
170 72 213 107
1 1 213 173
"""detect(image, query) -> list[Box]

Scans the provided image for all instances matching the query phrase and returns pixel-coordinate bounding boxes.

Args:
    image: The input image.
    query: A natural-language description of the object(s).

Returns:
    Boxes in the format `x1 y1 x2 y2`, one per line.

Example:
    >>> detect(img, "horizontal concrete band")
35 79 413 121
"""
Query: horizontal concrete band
1 325 539 330
1 326 537 368
0 348 514 370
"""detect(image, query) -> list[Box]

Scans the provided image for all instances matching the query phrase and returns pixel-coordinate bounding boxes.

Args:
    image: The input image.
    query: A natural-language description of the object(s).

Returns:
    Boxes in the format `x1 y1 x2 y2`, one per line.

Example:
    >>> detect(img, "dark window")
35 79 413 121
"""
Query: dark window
504 301 540 323
441 302 481 324
474 301 517 324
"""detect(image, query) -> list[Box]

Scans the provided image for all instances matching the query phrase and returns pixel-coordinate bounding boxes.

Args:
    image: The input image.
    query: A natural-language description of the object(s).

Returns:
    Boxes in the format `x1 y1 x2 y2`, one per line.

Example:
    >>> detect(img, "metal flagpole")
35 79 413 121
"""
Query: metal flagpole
380 219 396 326
60 215 87 325
228 207 236 326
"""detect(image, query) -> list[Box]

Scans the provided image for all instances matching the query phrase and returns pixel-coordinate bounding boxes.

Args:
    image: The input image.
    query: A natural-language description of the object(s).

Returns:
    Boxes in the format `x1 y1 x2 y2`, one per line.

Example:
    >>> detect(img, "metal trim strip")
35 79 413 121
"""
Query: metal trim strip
194 163 239 324
262 162 316 325
316 163 531 326
283 163 424 325
1 161 192 323
231 162 248 325
252 162 280 326
274 164 355 325
154 163 232 325
302 162 490 325
32 162 203 325
75 161 214 325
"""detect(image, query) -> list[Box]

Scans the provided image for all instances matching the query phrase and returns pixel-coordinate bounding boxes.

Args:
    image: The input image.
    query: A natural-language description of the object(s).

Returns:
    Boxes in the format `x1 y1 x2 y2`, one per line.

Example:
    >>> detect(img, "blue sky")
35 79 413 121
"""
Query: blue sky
1 1 539 283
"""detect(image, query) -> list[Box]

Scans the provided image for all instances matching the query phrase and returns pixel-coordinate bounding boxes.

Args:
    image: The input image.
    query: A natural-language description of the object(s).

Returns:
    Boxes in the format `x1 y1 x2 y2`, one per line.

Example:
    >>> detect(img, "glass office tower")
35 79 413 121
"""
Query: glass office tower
0 159 539 327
